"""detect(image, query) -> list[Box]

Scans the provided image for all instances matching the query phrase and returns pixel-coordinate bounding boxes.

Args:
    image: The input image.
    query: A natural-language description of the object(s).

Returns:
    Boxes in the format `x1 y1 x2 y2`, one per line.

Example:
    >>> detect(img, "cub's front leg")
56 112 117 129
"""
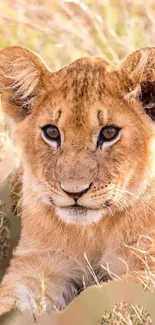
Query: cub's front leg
0 250 80 315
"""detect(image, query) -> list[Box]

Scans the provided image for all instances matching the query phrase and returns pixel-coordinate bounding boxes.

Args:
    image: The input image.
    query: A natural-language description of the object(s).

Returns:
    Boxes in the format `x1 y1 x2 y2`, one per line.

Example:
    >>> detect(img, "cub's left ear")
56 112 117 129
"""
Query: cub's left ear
0 46 50 121
119 47 155 121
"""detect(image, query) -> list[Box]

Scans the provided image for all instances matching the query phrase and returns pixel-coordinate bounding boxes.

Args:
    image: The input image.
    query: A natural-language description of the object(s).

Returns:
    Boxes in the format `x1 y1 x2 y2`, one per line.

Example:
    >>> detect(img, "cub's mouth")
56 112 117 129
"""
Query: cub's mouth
66 204 88 214
56 204 105 226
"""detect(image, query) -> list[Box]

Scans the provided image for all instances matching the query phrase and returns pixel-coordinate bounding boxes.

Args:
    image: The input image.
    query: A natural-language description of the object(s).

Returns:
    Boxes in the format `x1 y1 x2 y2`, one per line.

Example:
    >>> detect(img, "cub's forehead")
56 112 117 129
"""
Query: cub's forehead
62 56 110 77
36 57 130 129
51 57 111 101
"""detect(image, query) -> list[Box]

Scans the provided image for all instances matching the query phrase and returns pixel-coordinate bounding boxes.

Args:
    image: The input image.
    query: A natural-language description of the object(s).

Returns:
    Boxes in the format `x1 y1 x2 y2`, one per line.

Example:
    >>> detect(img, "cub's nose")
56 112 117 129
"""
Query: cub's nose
61 183 91 202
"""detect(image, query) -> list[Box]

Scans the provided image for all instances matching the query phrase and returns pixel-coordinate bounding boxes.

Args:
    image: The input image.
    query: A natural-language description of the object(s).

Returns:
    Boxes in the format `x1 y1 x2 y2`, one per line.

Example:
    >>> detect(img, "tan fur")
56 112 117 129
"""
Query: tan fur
0 46 155 314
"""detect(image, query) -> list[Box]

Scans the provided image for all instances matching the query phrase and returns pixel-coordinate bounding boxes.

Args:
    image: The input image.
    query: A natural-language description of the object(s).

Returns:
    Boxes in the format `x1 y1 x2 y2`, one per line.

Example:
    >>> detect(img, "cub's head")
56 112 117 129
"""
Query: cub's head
1 46 155 225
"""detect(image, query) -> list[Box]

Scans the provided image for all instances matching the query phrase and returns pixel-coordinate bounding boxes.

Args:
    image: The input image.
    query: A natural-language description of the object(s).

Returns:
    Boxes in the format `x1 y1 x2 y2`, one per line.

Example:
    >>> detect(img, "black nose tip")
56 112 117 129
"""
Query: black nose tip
61 184 91 203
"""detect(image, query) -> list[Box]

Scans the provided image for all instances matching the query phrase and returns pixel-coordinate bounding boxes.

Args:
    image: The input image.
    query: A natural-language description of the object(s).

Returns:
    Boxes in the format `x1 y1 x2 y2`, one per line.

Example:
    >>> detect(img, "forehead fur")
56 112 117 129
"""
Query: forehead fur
52 57 112 100
43 57 115 128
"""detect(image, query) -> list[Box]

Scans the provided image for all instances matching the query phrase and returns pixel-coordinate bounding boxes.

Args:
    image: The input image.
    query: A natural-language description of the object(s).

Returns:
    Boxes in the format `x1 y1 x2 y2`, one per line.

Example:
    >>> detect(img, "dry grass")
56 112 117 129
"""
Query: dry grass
0 1 155 324
101 303 152 325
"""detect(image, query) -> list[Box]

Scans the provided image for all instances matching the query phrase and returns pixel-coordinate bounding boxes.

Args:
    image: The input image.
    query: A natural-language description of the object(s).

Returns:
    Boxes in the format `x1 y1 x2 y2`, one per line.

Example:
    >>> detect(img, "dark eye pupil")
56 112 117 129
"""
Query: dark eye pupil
42 125 60 141
102 128 116 139
47 127 59 138
102 127 117 139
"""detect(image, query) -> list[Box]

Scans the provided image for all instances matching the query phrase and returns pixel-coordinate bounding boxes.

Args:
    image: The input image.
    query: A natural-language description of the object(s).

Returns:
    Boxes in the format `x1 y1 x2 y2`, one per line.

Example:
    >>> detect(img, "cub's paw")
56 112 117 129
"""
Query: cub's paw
0 288 15 315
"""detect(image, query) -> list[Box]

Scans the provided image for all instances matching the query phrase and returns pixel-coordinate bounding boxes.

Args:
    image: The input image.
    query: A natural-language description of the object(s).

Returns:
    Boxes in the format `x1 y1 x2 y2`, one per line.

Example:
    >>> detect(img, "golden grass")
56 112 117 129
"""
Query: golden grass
101 303 152 325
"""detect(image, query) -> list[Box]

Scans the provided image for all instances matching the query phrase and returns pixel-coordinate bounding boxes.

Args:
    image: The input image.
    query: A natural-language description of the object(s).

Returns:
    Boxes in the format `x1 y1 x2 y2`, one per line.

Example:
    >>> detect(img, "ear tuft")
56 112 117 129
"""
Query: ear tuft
6 57 41 107
120 47 155 121
0 46 49 119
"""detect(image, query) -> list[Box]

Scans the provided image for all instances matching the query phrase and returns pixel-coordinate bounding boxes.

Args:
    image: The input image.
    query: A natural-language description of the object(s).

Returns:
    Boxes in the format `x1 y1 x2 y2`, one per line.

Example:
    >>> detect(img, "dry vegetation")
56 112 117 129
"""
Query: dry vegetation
101 303 152 325
0 0 155 324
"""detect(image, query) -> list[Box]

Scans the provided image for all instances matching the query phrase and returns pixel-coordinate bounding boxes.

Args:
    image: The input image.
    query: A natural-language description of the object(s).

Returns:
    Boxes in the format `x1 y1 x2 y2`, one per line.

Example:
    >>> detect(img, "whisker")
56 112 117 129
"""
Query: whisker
106 206 114 216
114 188 138 200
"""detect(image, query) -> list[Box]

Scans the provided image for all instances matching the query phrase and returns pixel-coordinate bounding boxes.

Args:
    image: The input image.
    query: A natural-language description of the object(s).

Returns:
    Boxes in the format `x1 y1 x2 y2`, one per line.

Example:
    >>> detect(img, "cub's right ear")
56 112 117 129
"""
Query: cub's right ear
0 46 50 122
119 47 155 121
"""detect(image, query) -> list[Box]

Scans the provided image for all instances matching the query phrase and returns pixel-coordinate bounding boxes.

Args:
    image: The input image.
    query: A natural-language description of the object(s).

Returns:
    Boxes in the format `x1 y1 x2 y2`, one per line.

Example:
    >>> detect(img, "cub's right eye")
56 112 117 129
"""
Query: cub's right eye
42 125 61 143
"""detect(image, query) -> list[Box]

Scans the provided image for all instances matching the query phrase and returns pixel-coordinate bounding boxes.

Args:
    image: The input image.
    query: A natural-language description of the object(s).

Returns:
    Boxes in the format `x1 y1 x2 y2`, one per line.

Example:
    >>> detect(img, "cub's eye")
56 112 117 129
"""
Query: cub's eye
101 126 119 140
97 126 120 148
42 125 60 142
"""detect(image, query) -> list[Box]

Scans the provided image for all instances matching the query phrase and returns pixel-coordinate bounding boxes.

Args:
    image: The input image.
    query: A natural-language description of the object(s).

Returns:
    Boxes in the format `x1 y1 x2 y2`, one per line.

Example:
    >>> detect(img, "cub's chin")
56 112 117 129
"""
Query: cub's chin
56 206 104 225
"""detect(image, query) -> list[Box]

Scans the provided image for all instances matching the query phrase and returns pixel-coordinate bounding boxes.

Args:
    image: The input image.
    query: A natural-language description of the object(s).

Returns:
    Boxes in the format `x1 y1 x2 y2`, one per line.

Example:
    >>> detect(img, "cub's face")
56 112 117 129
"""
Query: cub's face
1 47 155 225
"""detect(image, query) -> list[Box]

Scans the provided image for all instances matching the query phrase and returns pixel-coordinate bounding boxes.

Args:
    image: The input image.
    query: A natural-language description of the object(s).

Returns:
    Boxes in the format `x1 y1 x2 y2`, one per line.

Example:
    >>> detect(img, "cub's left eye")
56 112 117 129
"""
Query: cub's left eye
42 125 60 142
97 126 120 148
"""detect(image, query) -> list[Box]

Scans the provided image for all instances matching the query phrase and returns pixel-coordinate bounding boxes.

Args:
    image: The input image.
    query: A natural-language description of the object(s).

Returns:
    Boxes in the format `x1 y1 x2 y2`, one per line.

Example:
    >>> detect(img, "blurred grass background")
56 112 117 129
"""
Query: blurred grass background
0 0 155 324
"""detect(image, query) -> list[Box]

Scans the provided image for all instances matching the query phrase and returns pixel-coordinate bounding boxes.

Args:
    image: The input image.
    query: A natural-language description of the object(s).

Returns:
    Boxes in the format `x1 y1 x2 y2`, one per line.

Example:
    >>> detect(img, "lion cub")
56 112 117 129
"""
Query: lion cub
0 46 155 314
